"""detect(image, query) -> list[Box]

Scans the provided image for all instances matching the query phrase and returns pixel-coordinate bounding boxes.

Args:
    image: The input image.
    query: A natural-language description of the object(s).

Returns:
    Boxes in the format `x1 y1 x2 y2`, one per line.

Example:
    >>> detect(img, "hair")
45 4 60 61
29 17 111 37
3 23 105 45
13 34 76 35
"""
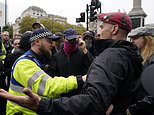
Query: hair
31 41 35 46
13 38 20 42
141 36 154 64
2 31 9 34
13 38 20 45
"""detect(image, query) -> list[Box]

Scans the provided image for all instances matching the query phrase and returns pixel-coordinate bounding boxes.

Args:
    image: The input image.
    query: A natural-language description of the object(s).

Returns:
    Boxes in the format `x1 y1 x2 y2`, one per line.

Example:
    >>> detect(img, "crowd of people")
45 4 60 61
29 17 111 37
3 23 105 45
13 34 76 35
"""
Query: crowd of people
0 11 154 115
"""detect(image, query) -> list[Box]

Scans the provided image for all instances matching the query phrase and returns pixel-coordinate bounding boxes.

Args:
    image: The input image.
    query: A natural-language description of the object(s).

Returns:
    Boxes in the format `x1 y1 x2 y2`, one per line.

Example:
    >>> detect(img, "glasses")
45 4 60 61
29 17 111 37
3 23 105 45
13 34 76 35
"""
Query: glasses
14 43 20 46
4 34 9 36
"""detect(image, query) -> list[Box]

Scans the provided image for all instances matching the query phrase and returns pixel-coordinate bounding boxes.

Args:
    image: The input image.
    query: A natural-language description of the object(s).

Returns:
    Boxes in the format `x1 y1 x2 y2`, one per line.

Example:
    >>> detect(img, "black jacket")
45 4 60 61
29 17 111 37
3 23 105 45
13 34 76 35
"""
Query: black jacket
0 59 7 115
37 40 144 115
144 54 154 68
49 48 93 77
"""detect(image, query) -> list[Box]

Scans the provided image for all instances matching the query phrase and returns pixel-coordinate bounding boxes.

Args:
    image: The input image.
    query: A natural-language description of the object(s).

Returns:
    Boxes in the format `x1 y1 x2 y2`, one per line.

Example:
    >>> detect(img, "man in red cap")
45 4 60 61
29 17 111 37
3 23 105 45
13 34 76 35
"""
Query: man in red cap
0 12 145 115
97 12 132 41
98 12 132 34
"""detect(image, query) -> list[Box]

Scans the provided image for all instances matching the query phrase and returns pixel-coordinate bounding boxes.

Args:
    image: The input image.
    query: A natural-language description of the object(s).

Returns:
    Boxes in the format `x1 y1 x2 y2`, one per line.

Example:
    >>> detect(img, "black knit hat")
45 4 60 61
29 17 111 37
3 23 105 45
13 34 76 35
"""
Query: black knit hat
55 32 63 38
83 31 94 39
19 31 32 51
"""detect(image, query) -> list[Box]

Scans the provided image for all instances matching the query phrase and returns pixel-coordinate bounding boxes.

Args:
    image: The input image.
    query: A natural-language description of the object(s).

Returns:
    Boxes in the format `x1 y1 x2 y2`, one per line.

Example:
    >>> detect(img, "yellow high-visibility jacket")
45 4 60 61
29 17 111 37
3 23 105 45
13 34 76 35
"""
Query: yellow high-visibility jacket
7 50 78 115
0 41 6 60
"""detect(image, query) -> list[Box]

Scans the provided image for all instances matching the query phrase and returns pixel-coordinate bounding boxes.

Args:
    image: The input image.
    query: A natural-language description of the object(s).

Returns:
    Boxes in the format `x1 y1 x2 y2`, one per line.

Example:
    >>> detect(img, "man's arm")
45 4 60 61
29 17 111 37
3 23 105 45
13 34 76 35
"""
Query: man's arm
36 49 126 115
15 59 84 98
0 88 40 111
1 49 126 115
0 87 103 114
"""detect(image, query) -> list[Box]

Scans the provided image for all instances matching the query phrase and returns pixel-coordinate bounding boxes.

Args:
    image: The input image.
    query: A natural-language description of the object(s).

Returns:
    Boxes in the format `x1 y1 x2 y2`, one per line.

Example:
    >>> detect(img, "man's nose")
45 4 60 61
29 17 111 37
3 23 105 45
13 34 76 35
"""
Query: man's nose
16 44 20 47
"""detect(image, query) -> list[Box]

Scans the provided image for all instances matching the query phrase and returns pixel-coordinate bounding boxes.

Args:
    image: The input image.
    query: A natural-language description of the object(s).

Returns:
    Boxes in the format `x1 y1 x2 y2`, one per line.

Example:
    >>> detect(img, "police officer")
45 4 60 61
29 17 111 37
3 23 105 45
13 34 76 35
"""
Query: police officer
6 28 85 115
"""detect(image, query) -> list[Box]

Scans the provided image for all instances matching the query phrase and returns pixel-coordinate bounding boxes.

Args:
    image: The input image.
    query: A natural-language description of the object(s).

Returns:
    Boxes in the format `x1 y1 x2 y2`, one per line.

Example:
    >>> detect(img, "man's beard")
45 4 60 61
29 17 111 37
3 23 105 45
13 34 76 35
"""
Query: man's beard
39 44 52 58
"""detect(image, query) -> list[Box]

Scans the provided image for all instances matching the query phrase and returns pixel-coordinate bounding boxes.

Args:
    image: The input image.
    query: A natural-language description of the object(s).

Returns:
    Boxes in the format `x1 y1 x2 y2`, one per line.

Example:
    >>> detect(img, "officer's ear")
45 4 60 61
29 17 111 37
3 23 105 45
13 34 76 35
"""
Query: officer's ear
35 38 41 46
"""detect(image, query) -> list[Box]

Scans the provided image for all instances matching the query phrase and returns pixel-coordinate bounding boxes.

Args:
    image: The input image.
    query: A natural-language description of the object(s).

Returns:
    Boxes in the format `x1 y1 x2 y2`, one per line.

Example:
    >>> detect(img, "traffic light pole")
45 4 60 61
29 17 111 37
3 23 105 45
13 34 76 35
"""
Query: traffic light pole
86 4 89 30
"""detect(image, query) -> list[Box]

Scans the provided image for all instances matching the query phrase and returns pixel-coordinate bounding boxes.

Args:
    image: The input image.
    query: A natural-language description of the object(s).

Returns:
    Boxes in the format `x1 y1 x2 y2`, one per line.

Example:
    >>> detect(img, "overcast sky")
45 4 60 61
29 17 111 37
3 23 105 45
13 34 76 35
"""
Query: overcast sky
1 0 154 25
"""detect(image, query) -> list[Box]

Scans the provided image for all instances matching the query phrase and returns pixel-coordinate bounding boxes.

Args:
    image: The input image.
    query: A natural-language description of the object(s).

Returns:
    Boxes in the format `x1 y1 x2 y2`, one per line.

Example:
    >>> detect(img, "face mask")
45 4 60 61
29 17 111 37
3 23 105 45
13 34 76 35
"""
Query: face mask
63 41 78 57
85 39 93 50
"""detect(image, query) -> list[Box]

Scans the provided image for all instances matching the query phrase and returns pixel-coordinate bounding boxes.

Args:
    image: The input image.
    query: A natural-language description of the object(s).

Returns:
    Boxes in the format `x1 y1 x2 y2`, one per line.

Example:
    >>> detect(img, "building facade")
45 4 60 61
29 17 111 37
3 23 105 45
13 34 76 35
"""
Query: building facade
13 6 67 34
0 2 5 31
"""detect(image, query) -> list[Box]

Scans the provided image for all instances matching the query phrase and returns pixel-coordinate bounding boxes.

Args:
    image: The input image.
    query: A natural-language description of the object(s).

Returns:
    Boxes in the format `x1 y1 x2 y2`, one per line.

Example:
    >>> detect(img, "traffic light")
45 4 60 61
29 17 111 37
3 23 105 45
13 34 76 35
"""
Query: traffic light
76 12 85 23
76 18 81 23
90 0 101 22
91 0 101 10
90 5 97 22
96 0 101 10
80 12 85 22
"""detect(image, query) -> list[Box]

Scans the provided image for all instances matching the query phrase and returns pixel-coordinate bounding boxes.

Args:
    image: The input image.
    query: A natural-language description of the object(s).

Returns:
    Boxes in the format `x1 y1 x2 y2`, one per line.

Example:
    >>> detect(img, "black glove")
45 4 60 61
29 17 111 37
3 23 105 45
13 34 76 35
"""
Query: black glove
128 96 154 115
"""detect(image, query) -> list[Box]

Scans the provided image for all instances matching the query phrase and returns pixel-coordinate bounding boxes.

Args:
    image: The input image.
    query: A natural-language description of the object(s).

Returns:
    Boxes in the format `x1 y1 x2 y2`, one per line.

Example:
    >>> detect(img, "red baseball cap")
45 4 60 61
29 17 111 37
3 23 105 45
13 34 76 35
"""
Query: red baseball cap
98 12 132 33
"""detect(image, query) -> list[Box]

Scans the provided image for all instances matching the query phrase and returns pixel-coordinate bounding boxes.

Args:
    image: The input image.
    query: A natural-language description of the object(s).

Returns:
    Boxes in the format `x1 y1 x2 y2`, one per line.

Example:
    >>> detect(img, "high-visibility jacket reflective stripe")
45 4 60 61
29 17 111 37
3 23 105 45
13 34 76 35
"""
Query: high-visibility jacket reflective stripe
28 70 44 88
37 74 50 95
28 70 50 95
10 82 23 93
10 70 50 95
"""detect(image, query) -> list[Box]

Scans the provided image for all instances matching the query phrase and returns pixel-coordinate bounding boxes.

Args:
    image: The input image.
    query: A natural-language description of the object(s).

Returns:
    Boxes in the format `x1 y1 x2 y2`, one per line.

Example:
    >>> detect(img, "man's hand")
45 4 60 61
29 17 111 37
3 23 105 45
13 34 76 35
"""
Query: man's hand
82 74 87 82
0 88 41 111
126 109 132 115
78 38 88 54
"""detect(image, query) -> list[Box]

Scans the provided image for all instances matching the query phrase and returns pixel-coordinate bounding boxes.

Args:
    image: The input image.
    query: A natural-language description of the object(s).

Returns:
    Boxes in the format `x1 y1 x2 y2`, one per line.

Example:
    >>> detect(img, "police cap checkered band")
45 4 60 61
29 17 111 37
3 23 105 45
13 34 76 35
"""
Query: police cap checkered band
30 28 59 42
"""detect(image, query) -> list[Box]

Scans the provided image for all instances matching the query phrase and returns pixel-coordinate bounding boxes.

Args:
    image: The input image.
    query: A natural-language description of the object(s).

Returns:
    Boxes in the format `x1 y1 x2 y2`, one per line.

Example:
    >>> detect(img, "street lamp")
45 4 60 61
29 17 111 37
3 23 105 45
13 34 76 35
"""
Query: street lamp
4 0 7 26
